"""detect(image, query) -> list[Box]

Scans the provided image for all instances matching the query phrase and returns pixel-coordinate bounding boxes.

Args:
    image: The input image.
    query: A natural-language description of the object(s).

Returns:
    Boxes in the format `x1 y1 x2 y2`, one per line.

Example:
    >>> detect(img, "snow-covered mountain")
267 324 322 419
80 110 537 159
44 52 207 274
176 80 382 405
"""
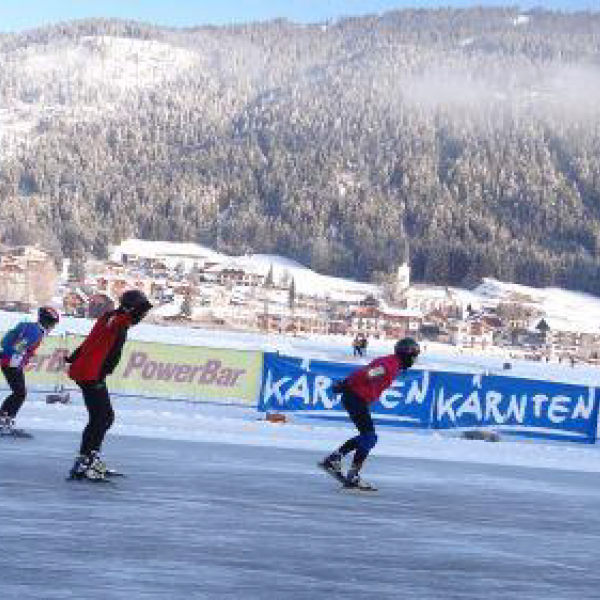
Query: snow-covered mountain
2 13 600 299
0 35 201 159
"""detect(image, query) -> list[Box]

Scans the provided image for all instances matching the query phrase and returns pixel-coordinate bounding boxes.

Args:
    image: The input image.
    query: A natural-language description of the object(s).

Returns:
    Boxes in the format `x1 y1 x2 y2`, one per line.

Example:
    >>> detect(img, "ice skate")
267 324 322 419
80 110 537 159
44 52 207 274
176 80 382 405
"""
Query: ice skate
318 452 346 484
0 411 14 435
67 453 109 482
93 454 125 477
342 468 377 492
0 412 32 438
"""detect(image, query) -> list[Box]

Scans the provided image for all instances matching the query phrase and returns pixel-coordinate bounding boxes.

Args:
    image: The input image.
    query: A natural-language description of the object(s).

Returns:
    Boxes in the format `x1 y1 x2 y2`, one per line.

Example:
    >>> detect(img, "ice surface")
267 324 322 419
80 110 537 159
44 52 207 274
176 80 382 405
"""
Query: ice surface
2 397 600 600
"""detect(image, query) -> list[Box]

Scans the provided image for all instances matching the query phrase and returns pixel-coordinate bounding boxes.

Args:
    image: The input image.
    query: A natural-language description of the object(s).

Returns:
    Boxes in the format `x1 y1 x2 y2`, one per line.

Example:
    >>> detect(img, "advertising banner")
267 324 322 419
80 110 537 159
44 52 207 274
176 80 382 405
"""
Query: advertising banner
2 331 262 406
259 353 433 428
432 371 598 443
259 353 599 443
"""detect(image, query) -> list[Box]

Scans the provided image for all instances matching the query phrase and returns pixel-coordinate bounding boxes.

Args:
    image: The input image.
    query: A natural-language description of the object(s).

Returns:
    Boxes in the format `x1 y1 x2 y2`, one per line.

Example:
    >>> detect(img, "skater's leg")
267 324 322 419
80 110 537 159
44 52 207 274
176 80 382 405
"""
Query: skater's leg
322 390 375 474
347 432 377 474
1 366 27 419
69 381 114 479
79 381 114 456
335 391 375 456
338 391 377 483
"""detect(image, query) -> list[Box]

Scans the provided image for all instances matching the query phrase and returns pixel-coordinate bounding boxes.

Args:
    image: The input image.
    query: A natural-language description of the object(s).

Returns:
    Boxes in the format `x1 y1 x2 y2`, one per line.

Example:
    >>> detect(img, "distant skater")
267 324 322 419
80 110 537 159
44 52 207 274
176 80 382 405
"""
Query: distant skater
320 337 421 490
0 307 60 435
353 334 363 357
66 290 152 481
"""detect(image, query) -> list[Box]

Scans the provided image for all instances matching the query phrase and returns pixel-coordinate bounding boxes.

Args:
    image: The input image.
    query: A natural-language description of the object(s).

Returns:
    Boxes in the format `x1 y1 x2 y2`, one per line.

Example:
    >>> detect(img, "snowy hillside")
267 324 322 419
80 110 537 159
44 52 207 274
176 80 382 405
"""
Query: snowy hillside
0 35 200 159
110 238 600 333
110 238 381 298
472 278 600 334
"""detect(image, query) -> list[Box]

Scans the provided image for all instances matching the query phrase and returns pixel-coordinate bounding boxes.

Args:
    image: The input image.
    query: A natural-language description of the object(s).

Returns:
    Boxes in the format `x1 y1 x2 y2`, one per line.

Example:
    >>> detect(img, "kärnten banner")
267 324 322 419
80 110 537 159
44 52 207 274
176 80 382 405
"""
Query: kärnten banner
259 353 599 443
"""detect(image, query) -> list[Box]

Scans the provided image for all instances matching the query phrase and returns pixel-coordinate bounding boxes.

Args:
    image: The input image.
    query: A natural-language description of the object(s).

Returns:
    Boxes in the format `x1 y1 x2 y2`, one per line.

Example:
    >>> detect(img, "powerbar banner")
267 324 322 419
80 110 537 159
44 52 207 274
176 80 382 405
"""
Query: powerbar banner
259 353 599 443
5 333 262 406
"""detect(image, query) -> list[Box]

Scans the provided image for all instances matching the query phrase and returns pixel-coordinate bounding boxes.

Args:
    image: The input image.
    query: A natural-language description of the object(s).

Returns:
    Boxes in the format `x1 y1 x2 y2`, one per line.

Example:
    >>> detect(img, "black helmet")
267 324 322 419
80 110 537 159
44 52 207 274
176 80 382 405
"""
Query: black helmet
38 306 60 329
394 337 420 368
119 289 152 323
120 289 151 310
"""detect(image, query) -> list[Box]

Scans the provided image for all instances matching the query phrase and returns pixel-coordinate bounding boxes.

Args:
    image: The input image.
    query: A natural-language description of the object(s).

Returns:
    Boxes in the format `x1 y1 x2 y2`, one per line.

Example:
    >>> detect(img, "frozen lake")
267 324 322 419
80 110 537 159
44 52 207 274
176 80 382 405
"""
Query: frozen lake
2 428 600 600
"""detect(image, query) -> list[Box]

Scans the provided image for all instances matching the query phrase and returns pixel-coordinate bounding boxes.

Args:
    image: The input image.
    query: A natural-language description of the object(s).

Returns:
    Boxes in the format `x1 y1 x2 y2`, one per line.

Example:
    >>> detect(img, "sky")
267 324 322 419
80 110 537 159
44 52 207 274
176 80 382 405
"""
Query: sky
0 0 597 33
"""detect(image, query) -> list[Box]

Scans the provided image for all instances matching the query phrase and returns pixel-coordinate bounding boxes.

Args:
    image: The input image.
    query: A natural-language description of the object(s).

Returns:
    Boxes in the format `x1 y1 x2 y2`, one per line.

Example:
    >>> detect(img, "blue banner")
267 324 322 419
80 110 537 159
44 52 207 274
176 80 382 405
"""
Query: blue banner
259 353 599 443
432 371 598 443
260 354 434 429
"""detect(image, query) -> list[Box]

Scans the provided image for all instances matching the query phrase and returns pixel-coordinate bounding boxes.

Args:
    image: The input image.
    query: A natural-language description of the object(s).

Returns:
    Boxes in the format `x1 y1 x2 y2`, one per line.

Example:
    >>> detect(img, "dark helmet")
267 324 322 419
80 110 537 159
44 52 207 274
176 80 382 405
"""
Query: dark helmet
120 289 153 312
119 289 152 323
394 337 420 368
38 306 60 329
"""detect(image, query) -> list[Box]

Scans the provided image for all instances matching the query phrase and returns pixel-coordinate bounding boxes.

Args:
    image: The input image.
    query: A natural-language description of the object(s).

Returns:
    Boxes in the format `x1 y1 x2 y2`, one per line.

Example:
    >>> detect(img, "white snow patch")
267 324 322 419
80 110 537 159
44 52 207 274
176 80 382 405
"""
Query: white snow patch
513 15 531 26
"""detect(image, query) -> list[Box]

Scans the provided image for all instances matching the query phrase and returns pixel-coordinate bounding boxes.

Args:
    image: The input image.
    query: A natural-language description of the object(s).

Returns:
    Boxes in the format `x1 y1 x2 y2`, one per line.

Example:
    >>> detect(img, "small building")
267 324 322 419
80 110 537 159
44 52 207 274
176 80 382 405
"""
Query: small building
449 319 495 348
62 290 88 317
350 305 422 340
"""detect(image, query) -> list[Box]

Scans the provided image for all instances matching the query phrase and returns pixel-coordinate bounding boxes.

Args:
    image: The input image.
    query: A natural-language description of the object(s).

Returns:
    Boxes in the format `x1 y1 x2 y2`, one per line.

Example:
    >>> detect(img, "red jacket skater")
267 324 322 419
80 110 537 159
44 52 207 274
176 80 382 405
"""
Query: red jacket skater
68 311 132 383
344 354 403 403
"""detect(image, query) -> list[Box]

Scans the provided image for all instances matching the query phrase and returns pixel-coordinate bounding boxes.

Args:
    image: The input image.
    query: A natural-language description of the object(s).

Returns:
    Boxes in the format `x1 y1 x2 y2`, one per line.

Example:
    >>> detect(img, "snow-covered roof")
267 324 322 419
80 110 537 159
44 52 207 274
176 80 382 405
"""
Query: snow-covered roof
110 239 381 300
110 239 221 262
531 316 600 336
377 302 423 318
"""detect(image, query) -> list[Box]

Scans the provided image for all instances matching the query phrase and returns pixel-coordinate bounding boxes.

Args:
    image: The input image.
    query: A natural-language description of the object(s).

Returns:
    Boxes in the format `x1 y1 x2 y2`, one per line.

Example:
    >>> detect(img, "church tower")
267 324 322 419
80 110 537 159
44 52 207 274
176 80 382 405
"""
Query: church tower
395 261 411 297
394 239 411 299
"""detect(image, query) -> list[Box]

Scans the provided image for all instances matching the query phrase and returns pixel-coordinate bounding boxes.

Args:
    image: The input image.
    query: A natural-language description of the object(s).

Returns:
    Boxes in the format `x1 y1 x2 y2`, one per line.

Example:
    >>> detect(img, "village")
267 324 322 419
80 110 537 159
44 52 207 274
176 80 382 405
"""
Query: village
1 239 600 364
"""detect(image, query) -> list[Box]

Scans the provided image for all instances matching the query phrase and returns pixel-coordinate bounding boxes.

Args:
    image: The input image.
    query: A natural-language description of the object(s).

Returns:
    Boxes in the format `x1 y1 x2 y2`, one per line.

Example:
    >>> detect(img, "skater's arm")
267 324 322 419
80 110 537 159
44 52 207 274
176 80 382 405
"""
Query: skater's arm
97 312 131 379
100 328 128 378
331 379 347 394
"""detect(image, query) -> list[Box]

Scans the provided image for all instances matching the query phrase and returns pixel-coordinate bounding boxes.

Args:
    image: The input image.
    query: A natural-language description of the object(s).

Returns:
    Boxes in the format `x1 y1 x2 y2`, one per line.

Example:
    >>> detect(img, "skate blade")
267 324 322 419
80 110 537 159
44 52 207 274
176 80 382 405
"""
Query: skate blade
66 475 115 484
105 470 125 478
340 484 378 493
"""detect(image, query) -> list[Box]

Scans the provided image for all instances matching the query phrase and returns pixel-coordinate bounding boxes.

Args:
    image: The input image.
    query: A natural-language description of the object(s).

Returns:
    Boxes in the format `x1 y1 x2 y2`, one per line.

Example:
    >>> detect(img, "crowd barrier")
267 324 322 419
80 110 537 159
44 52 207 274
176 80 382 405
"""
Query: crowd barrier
2 326 598 442
259 353 600 444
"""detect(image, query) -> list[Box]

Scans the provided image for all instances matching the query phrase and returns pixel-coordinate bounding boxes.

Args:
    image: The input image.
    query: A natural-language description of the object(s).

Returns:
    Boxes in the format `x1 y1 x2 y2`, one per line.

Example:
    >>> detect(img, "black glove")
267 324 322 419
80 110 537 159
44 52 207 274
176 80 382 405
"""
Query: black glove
332 380 346 394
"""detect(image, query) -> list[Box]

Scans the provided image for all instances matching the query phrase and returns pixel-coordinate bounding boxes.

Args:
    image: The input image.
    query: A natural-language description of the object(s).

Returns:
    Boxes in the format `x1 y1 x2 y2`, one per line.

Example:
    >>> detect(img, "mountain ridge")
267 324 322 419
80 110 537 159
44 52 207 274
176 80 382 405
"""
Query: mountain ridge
1 9 600 294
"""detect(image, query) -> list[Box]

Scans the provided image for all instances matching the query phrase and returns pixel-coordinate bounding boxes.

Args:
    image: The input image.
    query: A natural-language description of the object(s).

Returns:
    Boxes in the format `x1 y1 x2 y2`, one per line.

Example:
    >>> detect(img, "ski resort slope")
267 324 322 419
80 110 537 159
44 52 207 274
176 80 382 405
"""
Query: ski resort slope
1 396 600 600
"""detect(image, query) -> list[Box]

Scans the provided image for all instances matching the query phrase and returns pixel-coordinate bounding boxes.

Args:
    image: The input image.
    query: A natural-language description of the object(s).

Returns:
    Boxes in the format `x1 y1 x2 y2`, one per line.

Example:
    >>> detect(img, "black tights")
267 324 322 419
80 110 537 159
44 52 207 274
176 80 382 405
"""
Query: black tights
1 366 27 418
337 390 375 467
78 381 114 456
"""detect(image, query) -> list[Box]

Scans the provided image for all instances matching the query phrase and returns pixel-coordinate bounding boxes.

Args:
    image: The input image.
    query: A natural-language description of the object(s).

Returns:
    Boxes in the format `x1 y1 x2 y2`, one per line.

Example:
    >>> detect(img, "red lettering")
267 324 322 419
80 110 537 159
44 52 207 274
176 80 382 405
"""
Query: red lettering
47 349 66 373
188 365 202 382
175 365 192 382
216 368 233 386
142 361 157 379
198 360 221 384
156 362 176 381
230 369 245 386
123 352 148 378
